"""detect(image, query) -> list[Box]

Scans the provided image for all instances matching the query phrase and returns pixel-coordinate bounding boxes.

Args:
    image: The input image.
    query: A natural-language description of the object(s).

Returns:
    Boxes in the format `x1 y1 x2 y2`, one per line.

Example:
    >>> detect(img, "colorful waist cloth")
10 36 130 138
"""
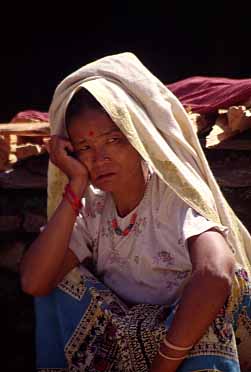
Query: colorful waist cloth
35 267 251 372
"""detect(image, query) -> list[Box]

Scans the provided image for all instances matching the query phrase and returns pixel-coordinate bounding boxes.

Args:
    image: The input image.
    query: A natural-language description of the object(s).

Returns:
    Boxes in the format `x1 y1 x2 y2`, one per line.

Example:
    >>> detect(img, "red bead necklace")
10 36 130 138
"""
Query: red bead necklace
111 212 137 236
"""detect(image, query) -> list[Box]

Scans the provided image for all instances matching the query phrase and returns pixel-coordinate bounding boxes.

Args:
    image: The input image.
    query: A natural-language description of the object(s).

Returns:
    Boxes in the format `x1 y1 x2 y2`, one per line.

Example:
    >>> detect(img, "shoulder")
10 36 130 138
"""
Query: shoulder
149 172 173 204
151 175 228 239
150 173 184 222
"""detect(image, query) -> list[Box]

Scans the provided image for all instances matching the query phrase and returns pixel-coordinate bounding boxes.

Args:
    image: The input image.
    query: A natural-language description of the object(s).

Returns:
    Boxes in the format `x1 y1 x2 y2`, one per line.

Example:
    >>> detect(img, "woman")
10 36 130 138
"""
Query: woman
21 52 251 371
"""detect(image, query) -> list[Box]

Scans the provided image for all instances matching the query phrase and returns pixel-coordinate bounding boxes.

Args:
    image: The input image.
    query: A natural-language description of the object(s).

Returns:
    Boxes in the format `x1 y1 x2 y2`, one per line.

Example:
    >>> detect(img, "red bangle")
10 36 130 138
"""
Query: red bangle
63 192 78 214
66 184 83 208
63 183 83 214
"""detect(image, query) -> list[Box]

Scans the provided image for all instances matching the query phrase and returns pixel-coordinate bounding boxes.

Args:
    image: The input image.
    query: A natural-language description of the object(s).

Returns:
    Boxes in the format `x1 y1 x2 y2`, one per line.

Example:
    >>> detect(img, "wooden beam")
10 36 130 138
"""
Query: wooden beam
0 122 50 136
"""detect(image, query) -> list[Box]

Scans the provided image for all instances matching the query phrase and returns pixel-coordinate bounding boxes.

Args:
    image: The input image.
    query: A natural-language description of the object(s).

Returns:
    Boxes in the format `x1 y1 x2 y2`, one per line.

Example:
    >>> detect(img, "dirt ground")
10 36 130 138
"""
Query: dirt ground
1 149 251 372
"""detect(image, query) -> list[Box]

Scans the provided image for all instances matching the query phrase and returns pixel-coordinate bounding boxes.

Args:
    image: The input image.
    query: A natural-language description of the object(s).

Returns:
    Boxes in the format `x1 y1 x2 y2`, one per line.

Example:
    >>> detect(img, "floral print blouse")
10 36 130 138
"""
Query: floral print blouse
69 173 227 305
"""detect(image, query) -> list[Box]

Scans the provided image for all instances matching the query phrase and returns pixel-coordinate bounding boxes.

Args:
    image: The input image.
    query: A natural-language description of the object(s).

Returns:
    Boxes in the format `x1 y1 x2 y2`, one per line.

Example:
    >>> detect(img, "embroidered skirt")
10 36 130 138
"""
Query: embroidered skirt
35 267 251 372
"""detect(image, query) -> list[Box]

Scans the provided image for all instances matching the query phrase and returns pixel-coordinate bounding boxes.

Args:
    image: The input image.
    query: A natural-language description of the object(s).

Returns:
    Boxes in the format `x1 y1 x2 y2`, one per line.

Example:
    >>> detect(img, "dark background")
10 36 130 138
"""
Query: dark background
1 6 251 371
1 6 251 121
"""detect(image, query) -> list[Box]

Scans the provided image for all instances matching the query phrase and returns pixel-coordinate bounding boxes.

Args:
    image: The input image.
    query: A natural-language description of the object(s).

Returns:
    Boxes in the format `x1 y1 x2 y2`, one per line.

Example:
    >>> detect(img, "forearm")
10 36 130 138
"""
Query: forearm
167 269 232 346
151 270 232 372
20 180 86 294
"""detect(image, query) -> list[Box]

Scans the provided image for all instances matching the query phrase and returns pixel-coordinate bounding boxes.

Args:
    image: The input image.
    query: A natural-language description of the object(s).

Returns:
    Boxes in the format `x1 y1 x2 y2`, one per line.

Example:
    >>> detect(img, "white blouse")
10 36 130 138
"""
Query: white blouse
69 173 227 306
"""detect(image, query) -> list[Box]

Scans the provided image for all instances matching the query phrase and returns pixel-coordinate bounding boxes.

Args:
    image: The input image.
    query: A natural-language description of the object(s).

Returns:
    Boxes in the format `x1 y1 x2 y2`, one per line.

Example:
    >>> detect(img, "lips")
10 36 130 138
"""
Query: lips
95 172 116 181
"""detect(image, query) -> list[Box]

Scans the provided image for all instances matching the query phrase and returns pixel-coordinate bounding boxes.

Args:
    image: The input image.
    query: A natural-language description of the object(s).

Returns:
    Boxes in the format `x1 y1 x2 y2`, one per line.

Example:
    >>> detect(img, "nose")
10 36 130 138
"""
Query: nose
93 146 109 163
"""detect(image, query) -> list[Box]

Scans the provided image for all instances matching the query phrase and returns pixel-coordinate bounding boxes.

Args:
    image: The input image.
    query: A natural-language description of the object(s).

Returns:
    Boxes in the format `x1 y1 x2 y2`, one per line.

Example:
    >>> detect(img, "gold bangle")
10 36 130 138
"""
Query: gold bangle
163 338 193 351
158 348 187 361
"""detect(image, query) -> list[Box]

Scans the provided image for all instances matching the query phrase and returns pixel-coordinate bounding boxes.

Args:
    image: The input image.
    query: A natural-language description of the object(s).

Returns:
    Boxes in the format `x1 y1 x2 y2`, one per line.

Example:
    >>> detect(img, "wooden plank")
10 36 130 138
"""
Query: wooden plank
205 120 251 150
0 122 50 136
205 123 236 148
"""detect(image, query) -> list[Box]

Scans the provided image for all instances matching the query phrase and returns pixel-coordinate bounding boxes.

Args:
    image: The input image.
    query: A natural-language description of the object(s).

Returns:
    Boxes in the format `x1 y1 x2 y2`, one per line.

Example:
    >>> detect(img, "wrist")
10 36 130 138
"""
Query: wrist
163 337 193 352
63 183 84 215
68 178 88 198
159 342 188 360
156 336 192 364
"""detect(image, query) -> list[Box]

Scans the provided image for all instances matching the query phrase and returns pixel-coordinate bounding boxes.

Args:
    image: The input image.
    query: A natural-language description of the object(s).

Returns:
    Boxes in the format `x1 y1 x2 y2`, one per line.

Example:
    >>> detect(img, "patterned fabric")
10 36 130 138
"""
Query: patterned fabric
36 266 251 372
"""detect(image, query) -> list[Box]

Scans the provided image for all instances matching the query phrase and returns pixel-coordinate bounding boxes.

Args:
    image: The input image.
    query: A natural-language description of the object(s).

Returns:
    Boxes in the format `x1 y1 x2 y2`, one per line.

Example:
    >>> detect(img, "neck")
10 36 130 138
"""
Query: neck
112 171 148 217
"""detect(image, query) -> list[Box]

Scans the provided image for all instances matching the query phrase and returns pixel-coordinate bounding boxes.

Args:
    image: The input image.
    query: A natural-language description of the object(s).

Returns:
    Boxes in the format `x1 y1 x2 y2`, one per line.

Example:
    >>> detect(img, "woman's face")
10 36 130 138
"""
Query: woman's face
67 109 143 192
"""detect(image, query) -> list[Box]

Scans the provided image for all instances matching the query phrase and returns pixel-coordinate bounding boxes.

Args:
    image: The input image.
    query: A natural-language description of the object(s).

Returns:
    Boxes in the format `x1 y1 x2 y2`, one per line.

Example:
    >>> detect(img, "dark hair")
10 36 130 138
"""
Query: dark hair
65 88 105 127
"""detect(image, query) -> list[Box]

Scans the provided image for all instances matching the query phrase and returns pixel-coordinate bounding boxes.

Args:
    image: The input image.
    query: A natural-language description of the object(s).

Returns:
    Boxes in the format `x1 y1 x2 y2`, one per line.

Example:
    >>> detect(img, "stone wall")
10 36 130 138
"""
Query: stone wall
0 154 47 372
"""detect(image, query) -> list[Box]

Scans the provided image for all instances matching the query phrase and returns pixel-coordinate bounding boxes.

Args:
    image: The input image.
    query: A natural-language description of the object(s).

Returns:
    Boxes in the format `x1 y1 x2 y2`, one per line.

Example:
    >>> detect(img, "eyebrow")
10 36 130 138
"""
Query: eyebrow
75 126 121 145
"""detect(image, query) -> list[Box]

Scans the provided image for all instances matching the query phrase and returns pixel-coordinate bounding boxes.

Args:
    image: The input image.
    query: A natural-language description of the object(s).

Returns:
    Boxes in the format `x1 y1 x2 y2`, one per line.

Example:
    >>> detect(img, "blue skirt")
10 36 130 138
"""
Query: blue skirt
35 267 251 371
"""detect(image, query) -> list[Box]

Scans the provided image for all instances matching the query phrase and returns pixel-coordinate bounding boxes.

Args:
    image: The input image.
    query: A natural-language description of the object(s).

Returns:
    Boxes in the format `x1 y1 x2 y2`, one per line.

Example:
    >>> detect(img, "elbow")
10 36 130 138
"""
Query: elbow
20 263 53 297
20 273 38 296
20 261 32 295
21 276 53 296
21 277 35 296
218 255 236 292
212 270 233 296
192 261 235 296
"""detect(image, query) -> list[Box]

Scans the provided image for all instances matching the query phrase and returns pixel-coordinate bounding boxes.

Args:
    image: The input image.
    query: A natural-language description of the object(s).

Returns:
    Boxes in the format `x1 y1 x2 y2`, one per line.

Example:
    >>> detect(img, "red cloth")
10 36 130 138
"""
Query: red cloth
167 76 251 114
10 76 251 119
11 110 49 123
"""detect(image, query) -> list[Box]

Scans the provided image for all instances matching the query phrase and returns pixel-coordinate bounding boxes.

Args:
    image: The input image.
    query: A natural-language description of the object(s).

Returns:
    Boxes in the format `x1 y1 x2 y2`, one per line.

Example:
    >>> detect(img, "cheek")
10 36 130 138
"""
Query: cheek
76 154 92 170
115 150 142 174
124 148 142 165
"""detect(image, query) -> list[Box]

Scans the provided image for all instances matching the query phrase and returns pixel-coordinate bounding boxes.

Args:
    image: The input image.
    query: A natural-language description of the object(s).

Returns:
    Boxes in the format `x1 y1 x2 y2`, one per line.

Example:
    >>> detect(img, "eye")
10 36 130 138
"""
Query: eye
75 145 91 156
78 145 91 151
107 137 120 144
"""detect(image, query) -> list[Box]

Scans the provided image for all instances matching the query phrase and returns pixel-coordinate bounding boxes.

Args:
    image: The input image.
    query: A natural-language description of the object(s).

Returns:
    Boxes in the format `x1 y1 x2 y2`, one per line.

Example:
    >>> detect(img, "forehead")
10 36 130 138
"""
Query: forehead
67 109 122 140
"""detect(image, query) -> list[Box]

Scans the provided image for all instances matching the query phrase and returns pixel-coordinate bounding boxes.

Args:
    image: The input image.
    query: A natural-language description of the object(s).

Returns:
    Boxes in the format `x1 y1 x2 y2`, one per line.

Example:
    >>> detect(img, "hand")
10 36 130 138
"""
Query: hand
44 135 89 187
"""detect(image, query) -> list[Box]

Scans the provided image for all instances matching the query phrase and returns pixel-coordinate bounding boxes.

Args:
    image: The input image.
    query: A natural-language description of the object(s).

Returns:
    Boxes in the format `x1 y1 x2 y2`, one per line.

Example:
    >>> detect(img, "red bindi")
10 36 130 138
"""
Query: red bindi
88 130 94 136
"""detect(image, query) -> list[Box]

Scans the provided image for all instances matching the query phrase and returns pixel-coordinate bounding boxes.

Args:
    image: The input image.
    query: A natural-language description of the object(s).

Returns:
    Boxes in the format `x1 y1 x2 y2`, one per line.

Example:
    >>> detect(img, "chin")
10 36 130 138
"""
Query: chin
92 179 116 192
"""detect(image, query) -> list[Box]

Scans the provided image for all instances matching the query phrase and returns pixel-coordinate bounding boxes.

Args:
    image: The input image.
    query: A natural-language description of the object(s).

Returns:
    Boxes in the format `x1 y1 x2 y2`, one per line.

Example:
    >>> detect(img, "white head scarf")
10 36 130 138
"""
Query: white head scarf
48 52 251 274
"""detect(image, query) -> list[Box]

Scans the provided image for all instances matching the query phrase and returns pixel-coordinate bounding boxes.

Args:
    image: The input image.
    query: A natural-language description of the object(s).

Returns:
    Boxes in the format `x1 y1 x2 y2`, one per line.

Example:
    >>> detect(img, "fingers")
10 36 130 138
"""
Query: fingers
43 135 73 159
42 135 88 184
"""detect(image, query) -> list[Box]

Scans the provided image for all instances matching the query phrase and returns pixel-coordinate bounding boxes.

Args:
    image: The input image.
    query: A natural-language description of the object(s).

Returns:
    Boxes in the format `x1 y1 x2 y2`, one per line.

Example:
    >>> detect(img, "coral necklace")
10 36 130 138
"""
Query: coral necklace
111 212 137 236
111 170 151 237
